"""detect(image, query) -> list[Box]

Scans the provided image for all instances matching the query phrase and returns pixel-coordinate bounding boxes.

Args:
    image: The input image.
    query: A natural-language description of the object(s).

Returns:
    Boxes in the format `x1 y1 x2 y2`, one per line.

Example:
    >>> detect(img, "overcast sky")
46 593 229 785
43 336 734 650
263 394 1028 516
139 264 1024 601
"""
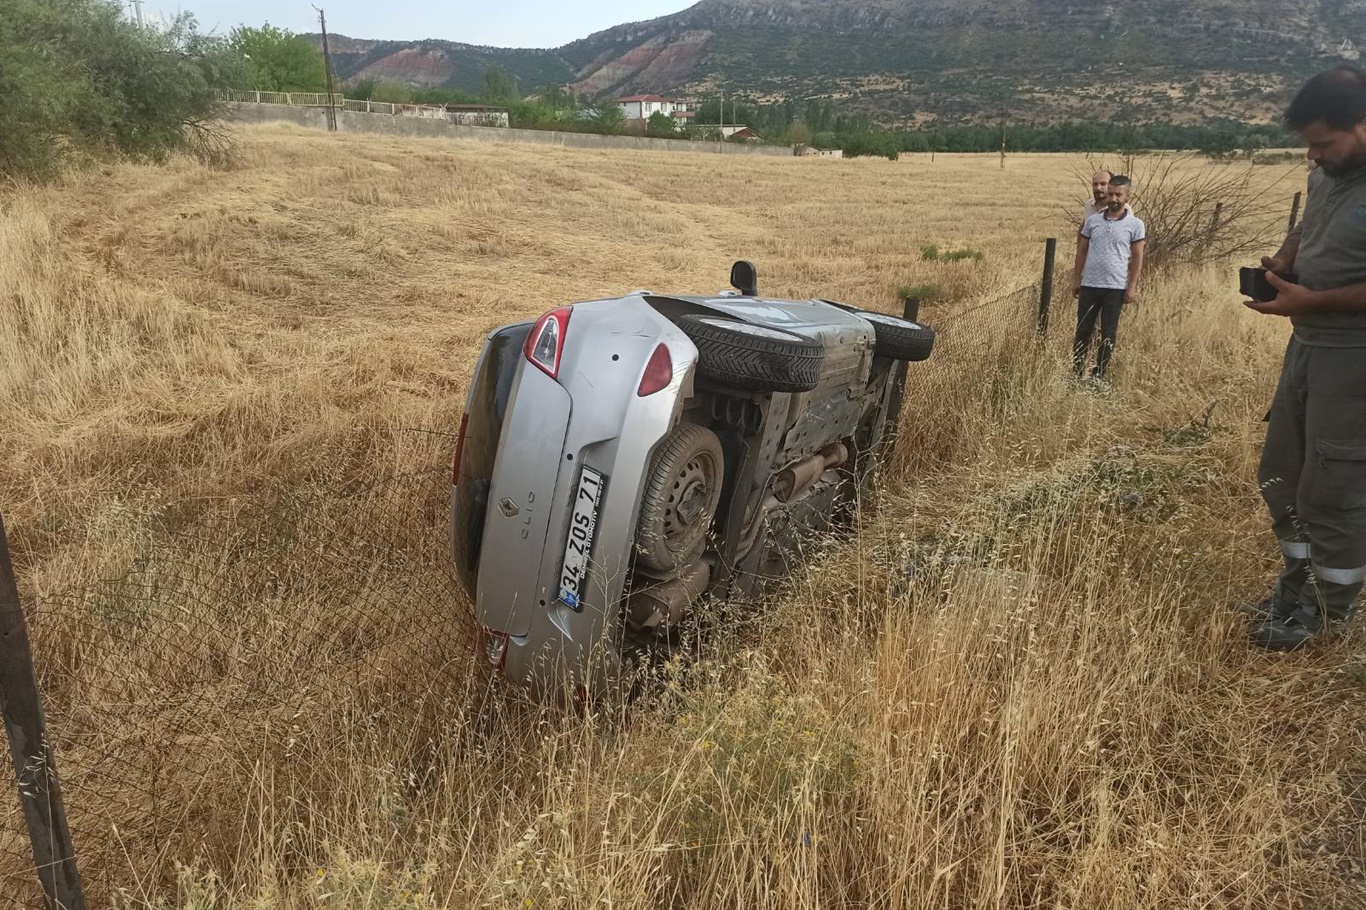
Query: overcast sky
147 0 694 48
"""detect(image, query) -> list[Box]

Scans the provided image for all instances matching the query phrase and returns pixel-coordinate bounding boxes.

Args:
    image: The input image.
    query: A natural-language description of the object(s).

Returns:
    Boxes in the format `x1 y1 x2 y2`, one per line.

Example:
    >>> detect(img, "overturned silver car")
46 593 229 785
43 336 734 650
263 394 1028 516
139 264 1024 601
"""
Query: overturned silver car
450 262 934 701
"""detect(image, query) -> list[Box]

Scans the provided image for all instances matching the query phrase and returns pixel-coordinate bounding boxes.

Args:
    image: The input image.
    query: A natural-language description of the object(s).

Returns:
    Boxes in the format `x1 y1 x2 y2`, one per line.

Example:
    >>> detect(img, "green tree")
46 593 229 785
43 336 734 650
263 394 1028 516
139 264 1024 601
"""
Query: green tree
587 103 625 135
367 80 415 104
0 0 245 178
0 0 95 175
481 66 519 102
645 111 677 137
413 87 479 105
695 98 755 126
348 76 378 100
537 83 577 112
228 24 326 93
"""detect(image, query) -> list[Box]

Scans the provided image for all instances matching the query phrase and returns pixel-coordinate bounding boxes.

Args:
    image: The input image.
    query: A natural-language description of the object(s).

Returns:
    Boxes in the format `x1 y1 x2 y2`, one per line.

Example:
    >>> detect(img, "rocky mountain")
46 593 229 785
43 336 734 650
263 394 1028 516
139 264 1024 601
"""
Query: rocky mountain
318 0 1366 126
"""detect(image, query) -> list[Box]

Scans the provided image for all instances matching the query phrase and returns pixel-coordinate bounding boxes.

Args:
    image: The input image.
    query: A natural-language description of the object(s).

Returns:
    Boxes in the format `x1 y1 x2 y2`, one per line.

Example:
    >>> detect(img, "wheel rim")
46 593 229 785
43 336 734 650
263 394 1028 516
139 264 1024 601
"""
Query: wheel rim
662 451 717 545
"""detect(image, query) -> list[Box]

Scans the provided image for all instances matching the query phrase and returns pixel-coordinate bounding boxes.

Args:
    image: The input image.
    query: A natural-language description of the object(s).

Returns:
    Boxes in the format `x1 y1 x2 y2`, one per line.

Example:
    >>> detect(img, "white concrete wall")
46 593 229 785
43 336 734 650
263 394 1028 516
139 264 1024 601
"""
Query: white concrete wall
225 103 794 157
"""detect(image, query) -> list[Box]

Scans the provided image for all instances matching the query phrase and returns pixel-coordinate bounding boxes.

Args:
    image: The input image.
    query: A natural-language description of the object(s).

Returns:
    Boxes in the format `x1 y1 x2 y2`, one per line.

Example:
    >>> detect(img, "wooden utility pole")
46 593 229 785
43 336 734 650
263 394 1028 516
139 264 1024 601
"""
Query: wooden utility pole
0 514 86 910
314 6 338 132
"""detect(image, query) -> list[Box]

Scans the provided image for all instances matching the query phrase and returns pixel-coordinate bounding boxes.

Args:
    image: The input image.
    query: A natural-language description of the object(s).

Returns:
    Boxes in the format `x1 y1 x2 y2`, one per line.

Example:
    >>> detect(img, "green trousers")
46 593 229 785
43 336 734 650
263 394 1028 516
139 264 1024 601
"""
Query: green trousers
1258 337 1366 620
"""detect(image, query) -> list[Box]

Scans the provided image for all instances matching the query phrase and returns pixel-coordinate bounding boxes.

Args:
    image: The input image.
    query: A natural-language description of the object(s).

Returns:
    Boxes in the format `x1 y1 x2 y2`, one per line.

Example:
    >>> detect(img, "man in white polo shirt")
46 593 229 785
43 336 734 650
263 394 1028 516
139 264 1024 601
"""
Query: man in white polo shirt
1071 175 1147 382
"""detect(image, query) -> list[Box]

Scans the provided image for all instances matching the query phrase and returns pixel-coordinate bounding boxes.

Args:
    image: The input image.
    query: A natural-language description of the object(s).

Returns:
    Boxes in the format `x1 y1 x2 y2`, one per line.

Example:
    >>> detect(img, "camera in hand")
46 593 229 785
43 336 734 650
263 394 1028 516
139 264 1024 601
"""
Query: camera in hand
1239 266 1298 302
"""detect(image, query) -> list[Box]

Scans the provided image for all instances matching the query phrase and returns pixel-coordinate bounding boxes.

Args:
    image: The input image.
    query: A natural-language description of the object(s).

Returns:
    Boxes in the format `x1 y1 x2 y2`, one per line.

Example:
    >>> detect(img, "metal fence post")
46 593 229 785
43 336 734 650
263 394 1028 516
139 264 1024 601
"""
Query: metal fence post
0 514 86 910
1038 238 1057 335
1288 191 1302 233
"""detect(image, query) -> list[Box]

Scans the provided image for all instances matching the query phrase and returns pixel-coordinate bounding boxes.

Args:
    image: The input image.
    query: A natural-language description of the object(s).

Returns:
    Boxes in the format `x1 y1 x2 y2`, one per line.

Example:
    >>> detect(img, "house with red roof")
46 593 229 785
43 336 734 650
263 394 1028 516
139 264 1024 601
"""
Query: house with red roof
617 95 699 122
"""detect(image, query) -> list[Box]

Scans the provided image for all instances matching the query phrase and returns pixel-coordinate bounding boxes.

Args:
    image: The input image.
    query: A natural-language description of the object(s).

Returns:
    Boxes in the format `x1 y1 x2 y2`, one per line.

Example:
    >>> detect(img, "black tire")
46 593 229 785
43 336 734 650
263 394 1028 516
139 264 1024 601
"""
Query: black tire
853 310 936 362
676 314 823 393
635 423 726 573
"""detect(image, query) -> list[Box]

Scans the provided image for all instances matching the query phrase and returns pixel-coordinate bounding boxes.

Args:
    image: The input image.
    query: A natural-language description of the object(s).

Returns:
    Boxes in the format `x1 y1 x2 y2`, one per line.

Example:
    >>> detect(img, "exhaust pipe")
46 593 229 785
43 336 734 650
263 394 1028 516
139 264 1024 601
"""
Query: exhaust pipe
625 560 712 633
773 442 848 503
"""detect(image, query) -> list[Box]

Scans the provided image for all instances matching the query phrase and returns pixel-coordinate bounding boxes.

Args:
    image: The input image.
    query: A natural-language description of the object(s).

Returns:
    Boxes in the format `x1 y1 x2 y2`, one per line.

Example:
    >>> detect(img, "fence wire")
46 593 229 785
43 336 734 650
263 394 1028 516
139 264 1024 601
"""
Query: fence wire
893 281 1053 474
1 282 1059 906
1 445 472 908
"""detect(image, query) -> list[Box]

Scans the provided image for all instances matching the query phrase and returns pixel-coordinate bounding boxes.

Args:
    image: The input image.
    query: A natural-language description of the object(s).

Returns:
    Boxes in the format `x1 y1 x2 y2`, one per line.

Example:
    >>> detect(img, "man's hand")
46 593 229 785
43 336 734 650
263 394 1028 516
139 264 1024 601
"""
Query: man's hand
1124 286 1138 307
1261 254 1290 273
1243 271 1319 316
1071 280 1081 299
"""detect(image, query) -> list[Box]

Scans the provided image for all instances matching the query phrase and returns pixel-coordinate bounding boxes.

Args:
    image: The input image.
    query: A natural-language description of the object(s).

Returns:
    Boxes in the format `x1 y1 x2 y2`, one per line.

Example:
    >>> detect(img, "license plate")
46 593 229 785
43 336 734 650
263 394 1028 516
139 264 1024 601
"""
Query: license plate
557 466 606 610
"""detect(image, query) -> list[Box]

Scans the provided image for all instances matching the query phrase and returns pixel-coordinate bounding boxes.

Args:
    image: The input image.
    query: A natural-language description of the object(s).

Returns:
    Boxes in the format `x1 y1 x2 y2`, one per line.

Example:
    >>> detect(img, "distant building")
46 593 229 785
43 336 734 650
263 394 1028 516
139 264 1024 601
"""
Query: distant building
796 144 843 158
719 125 762 141
617 95 699 122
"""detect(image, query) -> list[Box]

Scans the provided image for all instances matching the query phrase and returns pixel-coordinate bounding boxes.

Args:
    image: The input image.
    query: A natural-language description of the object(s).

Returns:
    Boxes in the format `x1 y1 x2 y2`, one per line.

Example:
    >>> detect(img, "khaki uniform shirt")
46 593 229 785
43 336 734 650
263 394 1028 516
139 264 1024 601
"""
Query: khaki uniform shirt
1292 165 1366 348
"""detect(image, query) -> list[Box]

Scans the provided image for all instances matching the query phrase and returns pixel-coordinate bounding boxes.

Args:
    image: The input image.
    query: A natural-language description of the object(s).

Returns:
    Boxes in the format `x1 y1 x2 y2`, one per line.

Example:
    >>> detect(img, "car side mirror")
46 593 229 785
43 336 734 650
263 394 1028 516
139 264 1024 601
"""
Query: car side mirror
730 260 758 296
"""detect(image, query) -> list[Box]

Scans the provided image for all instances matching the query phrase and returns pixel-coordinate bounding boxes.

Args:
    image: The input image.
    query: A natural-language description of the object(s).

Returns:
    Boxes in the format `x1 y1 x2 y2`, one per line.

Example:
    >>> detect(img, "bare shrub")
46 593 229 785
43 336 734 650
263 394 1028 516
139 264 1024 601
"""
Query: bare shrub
184 119 239 169
1070 153 1306 266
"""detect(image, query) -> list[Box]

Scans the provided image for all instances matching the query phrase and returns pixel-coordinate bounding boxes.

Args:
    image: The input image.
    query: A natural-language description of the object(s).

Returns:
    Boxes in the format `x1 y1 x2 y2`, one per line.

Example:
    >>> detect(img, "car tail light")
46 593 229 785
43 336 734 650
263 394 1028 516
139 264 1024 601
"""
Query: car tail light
637 343 673 397
451 412 470 485
524 307 572 378
636 341 674 396
475 626 509 668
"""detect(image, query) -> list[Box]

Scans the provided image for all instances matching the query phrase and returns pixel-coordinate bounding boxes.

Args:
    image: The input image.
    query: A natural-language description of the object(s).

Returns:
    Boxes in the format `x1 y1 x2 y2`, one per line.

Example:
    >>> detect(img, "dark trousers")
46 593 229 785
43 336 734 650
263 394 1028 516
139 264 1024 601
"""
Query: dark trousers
1258 337 1366 620
1073 287 1125 379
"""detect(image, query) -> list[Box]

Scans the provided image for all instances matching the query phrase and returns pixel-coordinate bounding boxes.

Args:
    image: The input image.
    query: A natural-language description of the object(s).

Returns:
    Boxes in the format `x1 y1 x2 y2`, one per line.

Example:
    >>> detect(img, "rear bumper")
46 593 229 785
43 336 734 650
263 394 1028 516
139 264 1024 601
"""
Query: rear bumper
453 298 697 698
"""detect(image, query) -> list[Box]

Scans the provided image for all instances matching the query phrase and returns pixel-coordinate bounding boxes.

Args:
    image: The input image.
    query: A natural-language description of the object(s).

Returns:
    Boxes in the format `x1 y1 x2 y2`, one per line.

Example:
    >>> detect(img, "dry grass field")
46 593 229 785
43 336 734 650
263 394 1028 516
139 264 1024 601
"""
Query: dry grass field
1 124 1362 909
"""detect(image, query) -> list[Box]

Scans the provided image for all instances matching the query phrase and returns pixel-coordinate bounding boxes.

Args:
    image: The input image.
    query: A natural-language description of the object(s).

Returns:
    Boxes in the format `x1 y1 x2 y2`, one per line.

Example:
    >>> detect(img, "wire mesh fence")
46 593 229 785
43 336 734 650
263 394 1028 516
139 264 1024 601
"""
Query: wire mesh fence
1 269 1062 906
893 279 1057 475
1 433 477 907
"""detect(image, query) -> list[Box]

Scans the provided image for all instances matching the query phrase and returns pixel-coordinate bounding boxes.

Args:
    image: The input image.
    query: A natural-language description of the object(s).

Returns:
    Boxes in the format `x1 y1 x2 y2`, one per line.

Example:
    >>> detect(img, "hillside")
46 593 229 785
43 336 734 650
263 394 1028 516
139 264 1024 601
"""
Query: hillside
317 0 1366 126
320 32 576 91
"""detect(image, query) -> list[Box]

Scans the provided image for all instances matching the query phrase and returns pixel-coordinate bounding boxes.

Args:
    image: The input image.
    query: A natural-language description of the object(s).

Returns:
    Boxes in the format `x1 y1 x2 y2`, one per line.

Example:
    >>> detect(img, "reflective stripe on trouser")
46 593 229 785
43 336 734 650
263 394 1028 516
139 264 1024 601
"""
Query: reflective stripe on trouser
1273 538 1312 605
1279 539 1311 560
1258 337 1366 620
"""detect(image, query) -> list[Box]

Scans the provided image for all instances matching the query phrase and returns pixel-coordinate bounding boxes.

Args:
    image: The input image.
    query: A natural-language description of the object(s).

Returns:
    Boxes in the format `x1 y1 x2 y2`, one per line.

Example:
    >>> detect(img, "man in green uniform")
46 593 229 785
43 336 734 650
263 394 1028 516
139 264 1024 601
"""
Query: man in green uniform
1247 64 1366 650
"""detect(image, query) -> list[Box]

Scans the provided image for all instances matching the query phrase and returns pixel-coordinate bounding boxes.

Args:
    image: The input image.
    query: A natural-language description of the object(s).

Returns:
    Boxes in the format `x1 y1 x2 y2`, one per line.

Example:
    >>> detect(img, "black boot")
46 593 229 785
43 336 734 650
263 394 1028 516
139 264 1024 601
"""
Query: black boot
1249 604 1356 652
1239 592 1297 622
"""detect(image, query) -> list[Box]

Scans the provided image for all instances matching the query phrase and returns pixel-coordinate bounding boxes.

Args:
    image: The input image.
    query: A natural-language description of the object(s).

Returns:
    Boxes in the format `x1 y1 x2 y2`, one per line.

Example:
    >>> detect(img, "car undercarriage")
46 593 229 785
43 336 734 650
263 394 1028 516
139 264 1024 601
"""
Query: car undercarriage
451 262 934 701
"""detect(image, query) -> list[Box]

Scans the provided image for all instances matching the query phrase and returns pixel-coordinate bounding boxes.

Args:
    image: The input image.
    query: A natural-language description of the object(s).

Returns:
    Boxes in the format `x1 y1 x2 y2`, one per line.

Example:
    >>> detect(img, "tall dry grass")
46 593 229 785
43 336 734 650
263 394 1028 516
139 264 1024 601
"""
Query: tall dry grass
1 126 1361 909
